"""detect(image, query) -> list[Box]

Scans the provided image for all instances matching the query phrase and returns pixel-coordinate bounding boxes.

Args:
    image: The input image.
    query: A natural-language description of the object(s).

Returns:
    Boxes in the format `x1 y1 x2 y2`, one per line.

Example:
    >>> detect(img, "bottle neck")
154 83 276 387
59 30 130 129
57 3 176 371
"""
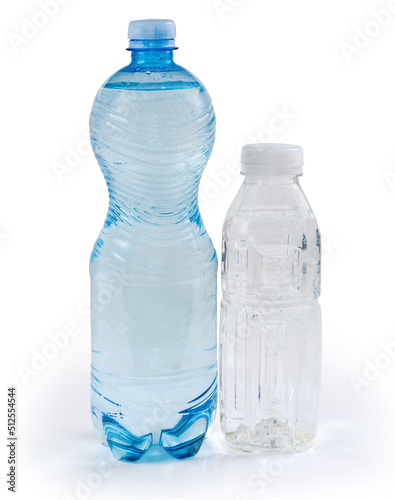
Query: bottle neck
129 49 175 67
243 174 301 185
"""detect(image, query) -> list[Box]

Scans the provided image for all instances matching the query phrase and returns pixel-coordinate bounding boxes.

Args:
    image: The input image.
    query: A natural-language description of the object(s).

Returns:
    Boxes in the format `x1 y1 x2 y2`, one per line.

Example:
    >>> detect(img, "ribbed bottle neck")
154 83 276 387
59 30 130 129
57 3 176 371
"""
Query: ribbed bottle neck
128 49 175 66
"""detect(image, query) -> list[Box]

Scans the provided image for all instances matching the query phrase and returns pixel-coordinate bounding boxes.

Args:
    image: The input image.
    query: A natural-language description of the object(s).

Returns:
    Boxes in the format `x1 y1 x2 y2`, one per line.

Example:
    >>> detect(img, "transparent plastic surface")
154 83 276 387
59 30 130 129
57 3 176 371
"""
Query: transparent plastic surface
220 174 321 453
89 47 217 461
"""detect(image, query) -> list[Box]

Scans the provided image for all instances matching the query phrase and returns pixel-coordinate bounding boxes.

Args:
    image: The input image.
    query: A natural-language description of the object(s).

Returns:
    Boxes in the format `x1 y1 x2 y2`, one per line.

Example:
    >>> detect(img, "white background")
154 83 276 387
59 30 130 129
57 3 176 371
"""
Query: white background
1 0 395 498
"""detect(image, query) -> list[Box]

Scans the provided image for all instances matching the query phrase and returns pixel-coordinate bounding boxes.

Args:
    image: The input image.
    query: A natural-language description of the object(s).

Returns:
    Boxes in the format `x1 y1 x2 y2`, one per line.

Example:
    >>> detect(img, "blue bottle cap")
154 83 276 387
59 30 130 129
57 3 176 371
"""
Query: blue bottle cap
128 19 177 50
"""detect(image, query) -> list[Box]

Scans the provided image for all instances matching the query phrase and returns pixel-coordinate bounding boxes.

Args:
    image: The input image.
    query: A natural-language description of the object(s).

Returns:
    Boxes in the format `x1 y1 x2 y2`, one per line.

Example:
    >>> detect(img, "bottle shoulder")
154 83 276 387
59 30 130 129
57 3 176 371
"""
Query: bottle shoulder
223 179 319 232
90 61 215 139
221 178 321 301
94 61 212 96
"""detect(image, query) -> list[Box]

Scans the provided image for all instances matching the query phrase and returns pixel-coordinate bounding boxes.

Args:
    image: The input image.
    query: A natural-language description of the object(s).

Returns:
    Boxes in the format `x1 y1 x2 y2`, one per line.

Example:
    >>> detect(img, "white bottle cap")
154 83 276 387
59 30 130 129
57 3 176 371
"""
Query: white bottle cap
241 143 304 176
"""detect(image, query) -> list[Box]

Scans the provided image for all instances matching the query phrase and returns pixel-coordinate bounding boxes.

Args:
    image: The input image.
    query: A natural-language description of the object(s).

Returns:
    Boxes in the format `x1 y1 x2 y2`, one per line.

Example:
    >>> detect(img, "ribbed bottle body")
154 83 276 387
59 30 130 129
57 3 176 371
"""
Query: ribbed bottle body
89 59 217 461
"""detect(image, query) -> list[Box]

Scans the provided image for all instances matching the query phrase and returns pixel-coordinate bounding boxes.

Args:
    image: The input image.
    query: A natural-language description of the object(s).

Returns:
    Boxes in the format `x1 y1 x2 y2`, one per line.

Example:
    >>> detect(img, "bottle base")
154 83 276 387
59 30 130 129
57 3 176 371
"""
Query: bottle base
91 401 217 462
101 414 210 462
224 420 317 454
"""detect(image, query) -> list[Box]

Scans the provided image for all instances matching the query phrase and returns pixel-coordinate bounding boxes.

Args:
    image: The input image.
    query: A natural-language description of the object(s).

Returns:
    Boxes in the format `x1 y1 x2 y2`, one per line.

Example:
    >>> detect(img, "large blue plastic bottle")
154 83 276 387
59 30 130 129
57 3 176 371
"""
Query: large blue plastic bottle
89 19 217 461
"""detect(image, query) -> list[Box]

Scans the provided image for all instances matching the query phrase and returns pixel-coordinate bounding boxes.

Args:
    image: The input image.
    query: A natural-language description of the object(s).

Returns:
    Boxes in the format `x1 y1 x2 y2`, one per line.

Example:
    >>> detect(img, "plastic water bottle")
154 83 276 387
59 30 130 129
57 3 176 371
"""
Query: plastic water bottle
220 144 321 453
89 19 217 461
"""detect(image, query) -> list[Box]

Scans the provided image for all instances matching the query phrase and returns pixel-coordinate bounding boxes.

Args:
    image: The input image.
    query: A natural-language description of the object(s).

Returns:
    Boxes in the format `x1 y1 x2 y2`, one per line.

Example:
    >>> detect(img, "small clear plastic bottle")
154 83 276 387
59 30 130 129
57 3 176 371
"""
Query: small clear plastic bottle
220 143 321 453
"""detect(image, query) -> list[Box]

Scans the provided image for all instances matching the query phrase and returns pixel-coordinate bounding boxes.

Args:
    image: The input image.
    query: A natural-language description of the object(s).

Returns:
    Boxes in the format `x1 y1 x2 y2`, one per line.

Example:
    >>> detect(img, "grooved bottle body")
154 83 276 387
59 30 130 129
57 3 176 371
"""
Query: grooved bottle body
89 50 217 461
220 175 321 453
